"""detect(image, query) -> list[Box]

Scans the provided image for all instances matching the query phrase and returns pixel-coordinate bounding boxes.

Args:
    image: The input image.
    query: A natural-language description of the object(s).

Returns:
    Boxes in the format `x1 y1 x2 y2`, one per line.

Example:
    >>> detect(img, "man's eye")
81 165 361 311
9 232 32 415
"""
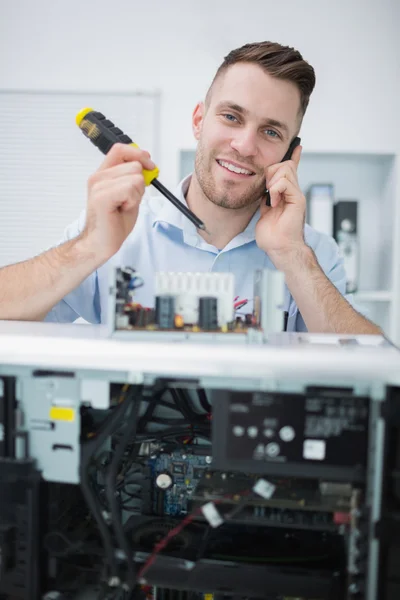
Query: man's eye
223 114 238 122
265 129 279 138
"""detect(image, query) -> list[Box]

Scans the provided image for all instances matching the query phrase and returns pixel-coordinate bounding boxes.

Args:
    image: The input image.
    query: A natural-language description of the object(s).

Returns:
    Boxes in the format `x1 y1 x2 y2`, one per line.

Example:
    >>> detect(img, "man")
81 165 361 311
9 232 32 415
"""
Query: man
0 41 380 333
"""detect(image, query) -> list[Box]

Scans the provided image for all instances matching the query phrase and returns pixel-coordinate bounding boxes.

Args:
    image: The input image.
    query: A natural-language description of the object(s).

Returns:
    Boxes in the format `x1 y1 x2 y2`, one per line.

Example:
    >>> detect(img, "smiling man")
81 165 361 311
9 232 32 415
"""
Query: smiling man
0 41 380 333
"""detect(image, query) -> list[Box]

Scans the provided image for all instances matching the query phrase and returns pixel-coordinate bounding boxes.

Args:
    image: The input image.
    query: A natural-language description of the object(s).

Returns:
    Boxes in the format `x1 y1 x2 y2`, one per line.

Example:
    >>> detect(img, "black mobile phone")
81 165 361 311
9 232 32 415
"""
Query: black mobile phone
265 136 301 206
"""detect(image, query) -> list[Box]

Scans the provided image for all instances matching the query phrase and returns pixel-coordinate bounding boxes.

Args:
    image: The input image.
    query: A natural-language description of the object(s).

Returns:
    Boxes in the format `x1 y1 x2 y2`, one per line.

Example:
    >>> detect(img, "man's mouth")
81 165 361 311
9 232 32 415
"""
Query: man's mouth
216 159 255 176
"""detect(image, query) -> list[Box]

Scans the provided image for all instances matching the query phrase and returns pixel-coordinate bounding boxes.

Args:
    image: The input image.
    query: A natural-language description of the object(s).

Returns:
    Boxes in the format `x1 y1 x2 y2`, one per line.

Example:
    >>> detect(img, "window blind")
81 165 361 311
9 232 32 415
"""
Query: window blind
0 90 160 267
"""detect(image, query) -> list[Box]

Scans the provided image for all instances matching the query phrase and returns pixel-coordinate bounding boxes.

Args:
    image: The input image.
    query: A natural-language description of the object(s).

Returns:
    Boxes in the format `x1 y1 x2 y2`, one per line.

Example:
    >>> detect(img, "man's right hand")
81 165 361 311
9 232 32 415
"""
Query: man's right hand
80 143 156 263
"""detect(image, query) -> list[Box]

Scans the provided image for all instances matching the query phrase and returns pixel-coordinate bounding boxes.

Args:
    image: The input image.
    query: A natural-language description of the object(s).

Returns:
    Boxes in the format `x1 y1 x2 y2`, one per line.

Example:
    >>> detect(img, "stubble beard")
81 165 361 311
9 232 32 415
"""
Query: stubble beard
194 143 266 210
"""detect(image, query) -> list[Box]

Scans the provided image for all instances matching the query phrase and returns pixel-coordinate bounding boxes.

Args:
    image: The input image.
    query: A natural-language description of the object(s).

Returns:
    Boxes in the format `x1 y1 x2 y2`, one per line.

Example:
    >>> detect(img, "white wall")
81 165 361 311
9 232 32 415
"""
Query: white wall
1 0 399 190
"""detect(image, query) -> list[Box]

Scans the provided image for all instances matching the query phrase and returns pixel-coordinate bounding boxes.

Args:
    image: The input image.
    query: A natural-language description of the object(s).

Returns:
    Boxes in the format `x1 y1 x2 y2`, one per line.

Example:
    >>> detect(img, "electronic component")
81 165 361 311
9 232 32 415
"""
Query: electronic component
253 268 285 334
211 388 370 482
198 297 218 330
0 320 397 599
149 451 209 516
155 272 234 327
172 463 185 475
125 514 347 598
156 472 173 490
189 470 355 528
108 267 287 337
155 295 175 329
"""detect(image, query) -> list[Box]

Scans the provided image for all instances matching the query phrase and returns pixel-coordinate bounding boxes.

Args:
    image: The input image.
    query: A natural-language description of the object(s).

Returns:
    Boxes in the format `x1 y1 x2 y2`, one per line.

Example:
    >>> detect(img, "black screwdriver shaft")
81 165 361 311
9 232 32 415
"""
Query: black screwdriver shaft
151 178 206 231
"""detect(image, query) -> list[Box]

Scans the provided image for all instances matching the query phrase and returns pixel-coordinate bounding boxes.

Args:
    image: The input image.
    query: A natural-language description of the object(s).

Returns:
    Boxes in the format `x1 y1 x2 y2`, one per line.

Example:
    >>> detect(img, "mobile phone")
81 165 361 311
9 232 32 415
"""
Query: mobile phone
265 136 301 206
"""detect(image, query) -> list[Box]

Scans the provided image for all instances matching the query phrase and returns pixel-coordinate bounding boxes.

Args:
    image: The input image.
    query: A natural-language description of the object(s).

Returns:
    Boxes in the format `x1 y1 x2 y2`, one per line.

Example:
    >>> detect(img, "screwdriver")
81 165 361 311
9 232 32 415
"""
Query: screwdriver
75 108 208 232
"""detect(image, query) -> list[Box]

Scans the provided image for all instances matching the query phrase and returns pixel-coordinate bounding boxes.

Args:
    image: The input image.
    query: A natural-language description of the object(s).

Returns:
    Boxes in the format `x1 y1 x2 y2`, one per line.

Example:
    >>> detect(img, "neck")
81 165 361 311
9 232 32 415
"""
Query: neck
186 173 259 249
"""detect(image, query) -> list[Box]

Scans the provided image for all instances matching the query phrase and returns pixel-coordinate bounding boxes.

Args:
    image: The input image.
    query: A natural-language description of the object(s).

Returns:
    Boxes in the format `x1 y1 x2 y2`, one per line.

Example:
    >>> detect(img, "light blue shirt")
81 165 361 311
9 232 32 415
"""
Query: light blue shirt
44 175 354 332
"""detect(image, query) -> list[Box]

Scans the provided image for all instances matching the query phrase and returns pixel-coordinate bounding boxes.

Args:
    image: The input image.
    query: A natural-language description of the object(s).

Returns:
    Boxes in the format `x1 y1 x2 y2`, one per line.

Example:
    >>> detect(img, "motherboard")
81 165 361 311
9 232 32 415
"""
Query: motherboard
148 450 211 516
108 266 285 337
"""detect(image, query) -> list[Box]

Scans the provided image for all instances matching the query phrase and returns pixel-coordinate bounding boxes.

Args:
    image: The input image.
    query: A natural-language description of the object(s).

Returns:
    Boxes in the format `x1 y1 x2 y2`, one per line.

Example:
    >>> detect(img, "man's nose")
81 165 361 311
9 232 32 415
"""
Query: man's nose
230 127 258 157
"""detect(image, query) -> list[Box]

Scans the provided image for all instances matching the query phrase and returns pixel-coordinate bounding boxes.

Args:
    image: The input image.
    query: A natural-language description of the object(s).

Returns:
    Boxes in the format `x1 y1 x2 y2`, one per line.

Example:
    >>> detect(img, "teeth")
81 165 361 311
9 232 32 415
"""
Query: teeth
218 160 253 175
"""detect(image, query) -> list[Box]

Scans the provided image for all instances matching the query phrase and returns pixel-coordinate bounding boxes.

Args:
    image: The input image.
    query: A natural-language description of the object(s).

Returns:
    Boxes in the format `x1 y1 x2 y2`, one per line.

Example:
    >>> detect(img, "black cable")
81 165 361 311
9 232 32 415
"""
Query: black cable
137 387 167 432
105 386 142 590
120 492 141 501
179 388 211 424
171 388 210 426
197 388 212 413
156 399 182 412
170 388 193 421
148 416 188 426
80 393 132 583
107 386 168 483
91 387 176 442
79 385 212 594
134 427 211 442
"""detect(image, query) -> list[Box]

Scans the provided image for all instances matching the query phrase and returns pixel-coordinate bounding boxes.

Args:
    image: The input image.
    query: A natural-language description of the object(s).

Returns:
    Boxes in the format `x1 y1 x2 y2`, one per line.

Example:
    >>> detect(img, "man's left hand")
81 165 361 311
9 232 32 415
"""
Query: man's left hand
255 144 307 270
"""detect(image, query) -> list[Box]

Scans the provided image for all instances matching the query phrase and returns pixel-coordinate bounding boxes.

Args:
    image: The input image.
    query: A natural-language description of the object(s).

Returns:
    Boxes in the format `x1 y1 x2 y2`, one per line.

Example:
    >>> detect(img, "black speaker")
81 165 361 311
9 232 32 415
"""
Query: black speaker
333 200 359 293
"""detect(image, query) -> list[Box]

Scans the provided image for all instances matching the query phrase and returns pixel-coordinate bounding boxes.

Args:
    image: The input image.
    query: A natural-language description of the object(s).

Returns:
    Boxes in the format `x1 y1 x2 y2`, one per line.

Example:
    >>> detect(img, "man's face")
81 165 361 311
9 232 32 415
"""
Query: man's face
192 63 302 210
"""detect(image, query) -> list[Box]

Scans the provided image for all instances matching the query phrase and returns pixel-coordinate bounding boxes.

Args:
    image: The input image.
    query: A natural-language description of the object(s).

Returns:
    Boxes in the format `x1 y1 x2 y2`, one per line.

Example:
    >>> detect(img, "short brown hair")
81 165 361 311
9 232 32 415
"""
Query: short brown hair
209 41 316 117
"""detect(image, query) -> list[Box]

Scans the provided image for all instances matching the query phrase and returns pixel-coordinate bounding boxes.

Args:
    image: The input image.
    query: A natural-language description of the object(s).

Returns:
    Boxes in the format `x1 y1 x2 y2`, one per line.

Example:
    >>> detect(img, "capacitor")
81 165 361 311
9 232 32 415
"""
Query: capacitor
198 297 218 330
156 472 173 490
155 295 175 329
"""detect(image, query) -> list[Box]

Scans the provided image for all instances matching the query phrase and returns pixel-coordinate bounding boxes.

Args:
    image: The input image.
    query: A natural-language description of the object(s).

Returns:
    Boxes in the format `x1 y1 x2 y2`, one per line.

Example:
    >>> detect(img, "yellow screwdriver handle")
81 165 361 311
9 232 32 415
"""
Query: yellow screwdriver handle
130 143 159 186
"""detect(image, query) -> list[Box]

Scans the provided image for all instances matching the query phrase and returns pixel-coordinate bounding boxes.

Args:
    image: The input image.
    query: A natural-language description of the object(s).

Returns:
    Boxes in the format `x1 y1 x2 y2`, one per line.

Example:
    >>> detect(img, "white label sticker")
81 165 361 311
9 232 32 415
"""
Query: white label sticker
303 439 326 460
253 479 276 499
201 502 224 528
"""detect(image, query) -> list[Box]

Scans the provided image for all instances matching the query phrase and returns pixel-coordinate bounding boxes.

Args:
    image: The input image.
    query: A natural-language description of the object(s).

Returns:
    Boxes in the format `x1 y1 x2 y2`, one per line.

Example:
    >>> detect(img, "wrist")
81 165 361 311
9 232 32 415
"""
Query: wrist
73 233 107 269
268 243 315 274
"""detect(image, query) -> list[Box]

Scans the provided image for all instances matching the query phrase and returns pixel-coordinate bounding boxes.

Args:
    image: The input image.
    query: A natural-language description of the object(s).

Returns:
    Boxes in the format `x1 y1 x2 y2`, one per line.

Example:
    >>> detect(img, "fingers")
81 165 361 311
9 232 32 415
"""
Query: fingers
268 177 305 209
265 144 302 183
97 143 156 172
89 160 144 186
265 158 297 185
83 146 150 260
267 166 297 192
90 173 145 213
291 143 302 167
87 144 149 221
88 142 155 190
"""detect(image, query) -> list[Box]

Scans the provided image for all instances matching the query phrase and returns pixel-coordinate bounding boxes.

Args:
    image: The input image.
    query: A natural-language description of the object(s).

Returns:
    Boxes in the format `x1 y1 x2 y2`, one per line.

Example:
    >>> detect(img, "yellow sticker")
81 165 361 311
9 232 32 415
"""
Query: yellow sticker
49 407 75 422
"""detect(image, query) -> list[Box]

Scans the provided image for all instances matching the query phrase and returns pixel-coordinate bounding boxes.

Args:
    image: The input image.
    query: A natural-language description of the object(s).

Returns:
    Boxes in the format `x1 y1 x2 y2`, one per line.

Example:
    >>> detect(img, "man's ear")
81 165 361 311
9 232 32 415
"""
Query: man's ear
192 102 205 141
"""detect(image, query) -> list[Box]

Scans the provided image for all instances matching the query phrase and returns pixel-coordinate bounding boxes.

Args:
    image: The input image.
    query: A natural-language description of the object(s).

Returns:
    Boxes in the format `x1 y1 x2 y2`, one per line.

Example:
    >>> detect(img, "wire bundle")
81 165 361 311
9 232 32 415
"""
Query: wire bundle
78 384 212 596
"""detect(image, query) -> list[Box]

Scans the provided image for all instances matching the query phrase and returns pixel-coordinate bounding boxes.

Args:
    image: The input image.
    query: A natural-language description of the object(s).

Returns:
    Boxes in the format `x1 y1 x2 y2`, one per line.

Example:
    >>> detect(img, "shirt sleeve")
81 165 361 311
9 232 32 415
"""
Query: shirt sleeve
286 228 366 333
43 210 101 324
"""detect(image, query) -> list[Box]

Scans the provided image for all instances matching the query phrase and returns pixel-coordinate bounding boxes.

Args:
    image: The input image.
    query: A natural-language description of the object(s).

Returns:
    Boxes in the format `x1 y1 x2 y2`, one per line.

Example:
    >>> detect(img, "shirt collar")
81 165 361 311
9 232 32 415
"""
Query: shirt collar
150 174 193 231
150 173 259 246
